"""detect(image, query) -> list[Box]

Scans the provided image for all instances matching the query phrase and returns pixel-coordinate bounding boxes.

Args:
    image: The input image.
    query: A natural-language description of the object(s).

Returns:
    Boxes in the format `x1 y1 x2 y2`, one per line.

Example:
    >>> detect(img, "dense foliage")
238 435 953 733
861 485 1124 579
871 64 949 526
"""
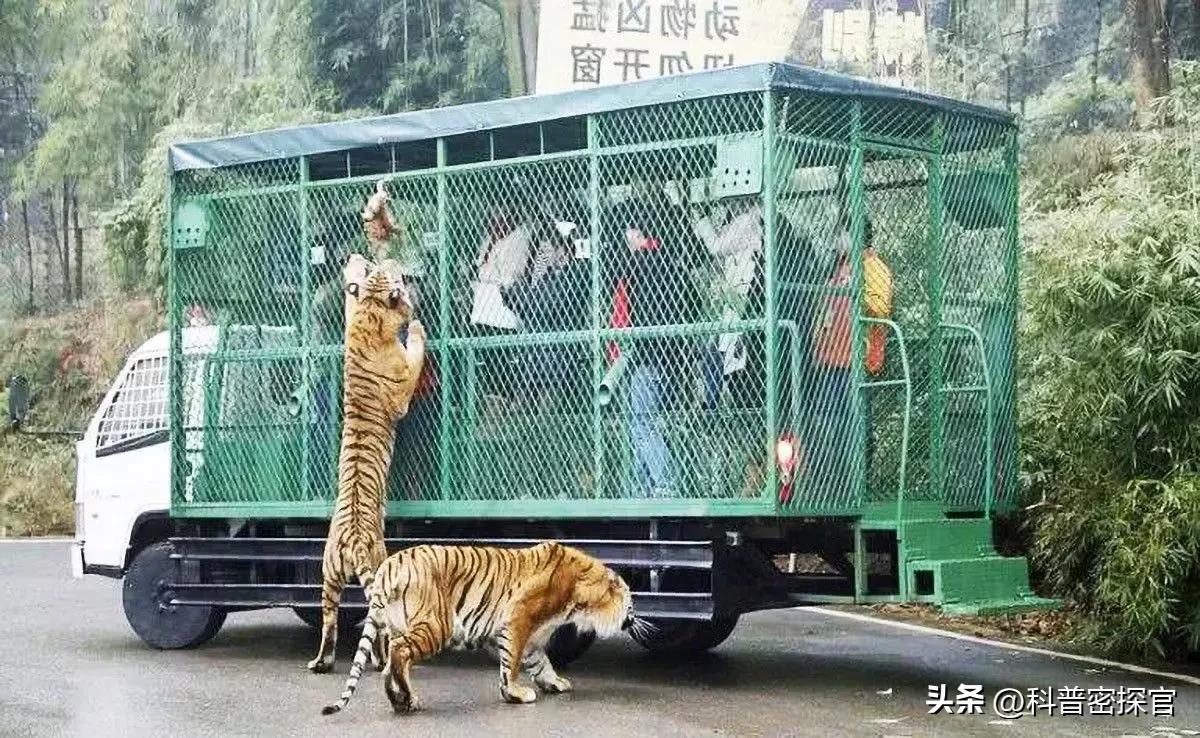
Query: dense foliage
1 0 510 299
1020 64 1200 657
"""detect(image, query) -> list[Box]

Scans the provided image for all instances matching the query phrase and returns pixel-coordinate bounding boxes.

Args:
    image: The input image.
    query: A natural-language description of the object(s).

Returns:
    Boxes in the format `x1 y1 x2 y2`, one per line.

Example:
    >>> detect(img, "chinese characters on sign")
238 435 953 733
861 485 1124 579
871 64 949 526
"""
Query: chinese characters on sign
538 0 805 93
926 684 1177 719
572 1 739 85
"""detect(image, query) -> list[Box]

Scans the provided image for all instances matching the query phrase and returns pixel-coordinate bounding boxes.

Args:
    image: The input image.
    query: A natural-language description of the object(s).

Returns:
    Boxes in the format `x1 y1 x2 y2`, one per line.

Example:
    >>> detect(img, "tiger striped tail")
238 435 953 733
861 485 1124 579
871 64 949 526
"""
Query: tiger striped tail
321 576 384 716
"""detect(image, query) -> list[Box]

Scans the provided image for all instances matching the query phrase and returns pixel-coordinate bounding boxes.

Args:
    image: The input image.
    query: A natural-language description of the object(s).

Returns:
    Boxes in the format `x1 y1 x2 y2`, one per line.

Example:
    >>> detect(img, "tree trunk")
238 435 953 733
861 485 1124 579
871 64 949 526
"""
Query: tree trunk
21 200 33 312
518 0 538 93
1126 0 1172 123
1191 0 1200 59
866 0 878 79
499 0 526 96
45 192 61 303
61 181 71 302
72 185 83 301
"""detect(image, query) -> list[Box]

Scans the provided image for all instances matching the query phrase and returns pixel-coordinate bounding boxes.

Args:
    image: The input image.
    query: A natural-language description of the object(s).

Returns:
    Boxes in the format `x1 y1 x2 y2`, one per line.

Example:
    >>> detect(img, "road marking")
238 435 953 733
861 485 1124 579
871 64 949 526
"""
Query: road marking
803 606 1200 687
0 537 73 543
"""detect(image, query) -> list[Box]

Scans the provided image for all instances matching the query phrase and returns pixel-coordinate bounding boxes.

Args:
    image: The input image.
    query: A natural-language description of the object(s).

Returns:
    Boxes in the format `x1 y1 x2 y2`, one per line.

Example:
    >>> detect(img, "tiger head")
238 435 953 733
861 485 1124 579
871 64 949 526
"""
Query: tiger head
343 253 414 338
560 546 635 639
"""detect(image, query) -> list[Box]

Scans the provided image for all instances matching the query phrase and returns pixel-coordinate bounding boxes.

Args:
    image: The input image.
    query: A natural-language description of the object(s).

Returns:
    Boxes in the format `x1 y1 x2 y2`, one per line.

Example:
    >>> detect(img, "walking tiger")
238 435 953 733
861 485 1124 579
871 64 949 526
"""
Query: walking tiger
321 541 635 715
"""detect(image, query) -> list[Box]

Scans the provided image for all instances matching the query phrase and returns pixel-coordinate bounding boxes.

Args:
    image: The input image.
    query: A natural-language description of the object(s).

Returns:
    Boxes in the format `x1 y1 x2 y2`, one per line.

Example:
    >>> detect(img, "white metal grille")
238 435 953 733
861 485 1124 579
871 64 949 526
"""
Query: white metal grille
97 355 168 451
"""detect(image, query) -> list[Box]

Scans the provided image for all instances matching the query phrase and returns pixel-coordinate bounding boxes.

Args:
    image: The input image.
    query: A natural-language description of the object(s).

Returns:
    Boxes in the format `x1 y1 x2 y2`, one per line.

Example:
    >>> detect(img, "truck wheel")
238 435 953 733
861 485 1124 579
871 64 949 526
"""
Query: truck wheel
292 607 365 633
123 541 226 649
546 623 596 668
629 616 739 657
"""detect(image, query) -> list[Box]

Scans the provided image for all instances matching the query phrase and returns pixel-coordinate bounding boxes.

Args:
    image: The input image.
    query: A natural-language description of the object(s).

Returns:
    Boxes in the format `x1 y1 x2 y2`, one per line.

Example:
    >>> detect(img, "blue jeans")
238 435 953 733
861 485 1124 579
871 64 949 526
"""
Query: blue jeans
808 367 873 493
702 342 723 411
629 364 675 498
309 374 337 499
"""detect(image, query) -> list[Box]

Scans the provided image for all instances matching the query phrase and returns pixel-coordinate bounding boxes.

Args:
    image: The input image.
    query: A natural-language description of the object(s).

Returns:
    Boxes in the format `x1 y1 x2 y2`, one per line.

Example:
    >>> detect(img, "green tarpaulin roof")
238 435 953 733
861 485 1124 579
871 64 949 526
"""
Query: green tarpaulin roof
168 62 1014 172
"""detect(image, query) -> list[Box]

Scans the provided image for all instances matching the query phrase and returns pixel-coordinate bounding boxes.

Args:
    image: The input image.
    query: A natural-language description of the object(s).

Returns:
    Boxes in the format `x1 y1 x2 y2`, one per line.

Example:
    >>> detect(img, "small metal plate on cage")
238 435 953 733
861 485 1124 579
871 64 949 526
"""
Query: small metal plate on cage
710 136 763 198
421 231 440 253
310 245 326 266
172 199 208 250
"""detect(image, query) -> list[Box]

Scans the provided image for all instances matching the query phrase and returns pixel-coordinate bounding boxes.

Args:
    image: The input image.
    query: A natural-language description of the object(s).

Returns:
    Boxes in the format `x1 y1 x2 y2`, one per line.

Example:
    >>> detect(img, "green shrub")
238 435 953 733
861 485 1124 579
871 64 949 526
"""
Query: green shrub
0 298 162 537
1020 67 1200 658
0 432 74 536
1033 478 1200 657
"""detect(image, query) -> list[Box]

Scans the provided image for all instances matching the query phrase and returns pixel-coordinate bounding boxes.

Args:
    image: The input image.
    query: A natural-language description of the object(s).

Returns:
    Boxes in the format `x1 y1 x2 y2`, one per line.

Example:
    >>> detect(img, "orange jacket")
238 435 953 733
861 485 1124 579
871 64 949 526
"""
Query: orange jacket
814 249 894 374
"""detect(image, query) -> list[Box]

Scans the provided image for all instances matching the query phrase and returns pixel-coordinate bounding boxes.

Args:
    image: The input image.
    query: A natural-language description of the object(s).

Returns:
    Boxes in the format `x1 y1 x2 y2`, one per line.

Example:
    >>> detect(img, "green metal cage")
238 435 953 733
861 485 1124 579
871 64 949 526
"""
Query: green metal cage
166 63 1019 523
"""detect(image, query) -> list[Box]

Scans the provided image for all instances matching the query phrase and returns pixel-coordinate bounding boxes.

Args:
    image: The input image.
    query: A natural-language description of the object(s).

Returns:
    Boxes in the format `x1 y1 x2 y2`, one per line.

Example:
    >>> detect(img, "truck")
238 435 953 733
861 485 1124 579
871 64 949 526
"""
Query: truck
64 62 1051 663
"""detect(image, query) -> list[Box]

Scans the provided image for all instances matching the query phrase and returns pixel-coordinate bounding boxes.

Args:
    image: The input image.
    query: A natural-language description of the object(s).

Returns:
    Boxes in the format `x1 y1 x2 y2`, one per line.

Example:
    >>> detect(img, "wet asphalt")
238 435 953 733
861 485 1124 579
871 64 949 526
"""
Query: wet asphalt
1 540 1198 738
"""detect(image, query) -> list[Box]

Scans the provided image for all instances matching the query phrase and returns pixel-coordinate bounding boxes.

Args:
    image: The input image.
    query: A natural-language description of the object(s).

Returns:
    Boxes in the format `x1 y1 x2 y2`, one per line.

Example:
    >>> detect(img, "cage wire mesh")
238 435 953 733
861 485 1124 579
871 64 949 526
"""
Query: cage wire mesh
167 82 1018 519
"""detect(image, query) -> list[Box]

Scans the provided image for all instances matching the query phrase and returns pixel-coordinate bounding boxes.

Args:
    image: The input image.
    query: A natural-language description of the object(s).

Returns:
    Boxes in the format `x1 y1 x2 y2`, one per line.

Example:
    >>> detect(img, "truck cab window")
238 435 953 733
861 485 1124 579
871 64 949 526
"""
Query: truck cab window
97 356 168 452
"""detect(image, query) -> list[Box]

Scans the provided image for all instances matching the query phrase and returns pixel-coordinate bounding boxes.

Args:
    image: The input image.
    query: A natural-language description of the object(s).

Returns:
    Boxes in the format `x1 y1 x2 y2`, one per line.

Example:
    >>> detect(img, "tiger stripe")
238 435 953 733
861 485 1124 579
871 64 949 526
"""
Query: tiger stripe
306 254 425 675
321 542 635 715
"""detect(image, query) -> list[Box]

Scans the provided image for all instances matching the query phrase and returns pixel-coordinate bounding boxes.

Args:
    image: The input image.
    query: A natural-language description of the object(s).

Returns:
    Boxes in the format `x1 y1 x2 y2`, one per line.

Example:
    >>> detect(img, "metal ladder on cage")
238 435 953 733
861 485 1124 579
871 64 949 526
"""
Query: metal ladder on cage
937 322 995 518
851 316 913 601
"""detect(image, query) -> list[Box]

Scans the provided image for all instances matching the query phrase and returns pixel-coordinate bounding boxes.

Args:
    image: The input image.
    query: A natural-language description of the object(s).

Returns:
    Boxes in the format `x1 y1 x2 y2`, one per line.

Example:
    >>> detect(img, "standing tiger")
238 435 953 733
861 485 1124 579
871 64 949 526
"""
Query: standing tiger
306 251 426 674
322 541 635 715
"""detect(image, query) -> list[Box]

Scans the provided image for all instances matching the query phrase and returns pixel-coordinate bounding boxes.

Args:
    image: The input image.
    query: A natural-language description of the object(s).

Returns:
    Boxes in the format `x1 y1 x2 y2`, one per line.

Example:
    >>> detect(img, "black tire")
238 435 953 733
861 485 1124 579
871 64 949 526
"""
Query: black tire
545 623 597 668
122 541 226 649
292 606 366 633
629 616 739 657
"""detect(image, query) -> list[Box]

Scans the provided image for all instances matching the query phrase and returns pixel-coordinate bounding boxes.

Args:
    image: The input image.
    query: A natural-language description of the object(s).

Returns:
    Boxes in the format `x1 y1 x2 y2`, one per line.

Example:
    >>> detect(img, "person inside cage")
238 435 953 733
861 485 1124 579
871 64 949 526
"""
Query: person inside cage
605 198 703 499
810 215 893 488
305 205 363 500
467 188 539 405
663 182 763 412
470 199 531 333
506 206 592 410
673 184 823 497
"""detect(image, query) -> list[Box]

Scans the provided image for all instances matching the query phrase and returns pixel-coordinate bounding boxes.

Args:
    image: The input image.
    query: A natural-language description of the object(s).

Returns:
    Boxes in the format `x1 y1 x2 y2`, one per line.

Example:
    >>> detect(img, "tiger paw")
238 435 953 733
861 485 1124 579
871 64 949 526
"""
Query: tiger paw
501 683 538 704
391 694 420 714
537 676 572 694
306 656 335 674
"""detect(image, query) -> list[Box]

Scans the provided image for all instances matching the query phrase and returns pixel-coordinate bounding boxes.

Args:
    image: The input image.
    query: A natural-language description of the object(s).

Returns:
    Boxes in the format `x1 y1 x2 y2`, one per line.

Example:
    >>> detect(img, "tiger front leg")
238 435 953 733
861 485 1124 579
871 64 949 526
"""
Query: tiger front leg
523 648 572 694
389 319 426 419
384 633 421 714
495 624 537 704
403 319 426 387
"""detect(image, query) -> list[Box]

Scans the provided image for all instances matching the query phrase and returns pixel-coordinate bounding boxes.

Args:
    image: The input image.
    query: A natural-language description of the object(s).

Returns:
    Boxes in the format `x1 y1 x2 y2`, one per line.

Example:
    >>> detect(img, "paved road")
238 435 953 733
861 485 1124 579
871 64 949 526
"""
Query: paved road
2 540 1198 738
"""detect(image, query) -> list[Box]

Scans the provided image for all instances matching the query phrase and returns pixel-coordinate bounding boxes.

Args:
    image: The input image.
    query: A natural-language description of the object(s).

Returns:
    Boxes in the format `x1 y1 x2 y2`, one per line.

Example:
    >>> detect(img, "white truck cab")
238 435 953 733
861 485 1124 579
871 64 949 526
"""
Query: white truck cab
71 327 220 579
